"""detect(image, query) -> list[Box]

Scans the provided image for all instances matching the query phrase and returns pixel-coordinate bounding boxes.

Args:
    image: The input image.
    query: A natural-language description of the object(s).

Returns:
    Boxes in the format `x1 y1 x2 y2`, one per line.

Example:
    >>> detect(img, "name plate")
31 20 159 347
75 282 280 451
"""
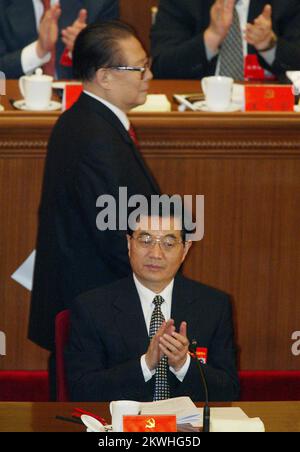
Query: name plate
244 54 276 82
123 415 177 432
245 85 294 111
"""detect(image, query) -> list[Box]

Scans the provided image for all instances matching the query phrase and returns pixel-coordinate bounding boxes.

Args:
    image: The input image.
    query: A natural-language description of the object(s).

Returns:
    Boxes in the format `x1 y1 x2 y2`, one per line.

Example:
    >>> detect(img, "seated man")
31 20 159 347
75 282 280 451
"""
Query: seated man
65 199 239 402
151 0 300 80
0 0 119 78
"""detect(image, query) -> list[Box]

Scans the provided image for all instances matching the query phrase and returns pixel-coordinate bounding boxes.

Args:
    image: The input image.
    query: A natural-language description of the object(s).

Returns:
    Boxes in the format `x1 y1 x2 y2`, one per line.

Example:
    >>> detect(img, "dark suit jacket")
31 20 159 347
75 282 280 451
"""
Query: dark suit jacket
65 274 240 402
151 0 300 80
28 93 160 351
0 0 119 78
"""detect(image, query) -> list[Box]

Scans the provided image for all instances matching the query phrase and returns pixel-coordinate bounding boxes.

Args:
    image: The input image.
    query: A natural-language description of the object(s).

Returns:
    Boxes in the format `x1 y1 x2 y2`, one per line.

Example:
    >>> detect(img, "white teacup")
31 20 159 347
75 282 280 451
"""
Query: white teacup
201 76 233 112
110 400 141 432
19 68 53 110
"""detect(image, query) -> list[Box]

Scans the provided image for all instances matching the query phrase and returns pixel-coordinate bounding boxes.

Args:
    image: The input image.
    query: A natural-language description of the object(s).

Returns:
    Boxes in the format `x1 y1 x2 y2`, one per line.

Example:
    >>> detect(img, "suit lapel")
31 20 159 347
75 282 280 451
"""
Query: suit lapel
6 0 37 44
171 275 198 338
78 93 160 193
128 138 161 194
113 276 149 356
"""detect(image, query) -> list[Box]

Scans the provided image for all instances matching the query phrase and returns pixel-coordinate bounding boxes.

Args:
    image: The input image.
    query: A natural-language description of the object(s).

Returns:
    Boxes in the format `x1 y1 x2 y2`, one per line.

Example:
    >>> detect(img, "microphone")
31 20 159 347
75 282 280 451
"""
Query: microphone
189 339 210 433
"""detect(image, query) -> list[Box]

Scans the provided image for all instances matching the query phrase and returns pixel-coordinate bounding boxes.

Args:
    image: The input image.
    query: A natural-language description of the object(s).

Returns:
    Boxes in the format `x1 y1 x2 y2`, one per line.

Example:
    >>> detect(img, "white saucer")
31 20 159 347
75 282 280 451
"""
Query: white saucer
194 101 241 112
13 99 62 111
294 105 300 112
0 104 4 112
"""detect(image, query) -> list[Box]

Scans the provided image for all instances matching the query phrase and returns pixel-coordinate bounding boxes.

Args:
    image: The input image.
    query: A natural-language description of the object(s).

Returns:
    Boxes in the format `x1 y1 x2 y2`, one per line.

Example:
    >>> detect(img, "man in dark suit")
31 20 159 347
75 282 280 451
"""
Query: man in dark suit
0 0 119 78
151 0 300 80
29 22 159 398
65 203 239 402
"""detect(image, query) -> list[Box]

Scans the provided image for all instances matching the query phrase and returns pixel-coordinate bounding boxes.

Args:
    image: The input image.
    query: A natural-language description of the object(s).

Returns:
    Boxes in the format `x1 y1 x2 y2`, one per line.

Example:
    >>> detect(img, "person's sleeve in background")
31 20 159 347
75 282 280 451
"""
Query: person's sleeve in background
21 41 51 74
94 0 119 21
150 0 215 79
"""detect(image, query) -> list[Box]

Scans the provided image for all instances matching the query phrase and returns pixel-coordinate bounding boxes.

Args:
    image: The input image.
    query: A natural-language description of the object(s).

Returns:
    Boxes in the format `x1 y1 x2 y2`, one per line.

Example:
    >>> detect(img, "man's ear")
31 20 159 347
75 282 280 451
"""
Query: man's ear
95 68 111 89
181 240 192 263
126 234 131 257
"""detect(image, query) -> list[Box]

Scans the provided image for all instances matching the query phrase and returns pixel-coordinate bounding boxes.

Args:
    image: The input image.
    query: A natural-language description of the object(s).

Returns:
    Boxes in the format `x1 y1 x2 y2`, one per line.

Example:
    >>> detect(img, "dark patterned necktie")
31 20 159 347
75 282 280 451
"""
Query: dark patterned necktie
149 295 170 401
219 4 244 80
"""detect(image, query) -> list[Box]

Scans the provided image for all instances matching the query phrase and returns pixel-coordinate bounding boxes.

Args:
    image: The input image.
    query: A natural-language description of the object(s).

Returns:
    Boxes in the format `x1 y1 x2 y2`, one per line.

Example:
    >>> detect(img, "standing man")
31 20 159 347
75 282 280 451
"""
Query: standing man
151 0 300 80
28 21 159 398
65 201 239 402
0 0 119 78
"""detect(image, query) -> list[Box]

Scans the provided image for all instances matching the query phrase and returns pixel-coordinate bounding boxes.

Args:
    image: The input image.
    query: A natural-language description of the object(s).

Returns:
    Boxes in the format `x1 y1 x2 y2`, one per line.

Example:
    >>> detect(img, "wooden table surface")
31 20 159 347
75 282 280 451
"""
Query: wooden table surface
2 79 298 114
0 79 201 113
0 402 299 432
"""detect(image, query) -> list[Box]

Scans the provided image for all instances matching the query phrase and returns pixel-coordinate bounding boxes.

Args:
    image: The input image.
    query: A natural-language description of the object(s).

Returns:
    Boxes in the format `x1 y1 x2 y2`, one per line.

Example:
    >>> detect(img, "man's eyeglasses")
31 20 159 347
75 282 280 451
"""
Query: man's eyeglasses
131 233 184 252
107 60 152 80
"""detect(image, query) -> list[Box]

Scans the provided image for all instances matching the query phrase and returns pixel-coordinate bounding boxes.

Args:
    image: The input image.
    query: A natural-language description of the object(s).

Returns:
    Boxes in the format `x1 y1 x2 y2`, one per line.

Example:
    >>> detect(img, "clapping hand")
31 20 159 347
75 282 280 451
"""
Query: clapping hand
245 5 276 51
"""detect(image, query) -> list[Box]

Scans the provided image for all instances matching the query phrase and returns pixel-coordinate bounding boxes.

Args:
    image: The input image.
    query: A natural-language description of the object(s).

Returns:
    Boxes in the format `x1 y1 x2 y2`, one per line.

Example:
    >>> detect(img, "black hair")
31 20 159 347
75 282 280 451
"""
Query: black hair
126 195 196 243
73 21 137 81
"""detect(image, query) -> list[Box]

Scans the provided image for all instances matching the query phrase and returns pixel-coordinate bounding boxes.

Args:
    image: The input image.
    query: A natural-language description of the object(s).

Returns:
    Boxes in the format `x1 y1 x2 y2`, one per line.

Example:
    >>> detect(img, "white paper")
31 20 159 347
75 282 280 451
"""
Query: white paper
286 71 300 95
131 95 171 112
190 407 248 428
210 416 265 432
141 396 200 425
11 250 36 291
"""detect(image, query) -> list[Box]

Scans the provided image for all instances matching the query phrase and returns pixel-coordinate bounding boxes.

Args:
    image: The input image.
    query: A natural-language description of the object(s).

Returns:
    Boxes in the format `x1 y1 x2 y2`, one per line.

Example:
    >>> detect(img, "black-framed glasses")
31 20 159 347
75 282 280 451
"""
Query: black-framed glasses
131 233 184 252
107 59 152 80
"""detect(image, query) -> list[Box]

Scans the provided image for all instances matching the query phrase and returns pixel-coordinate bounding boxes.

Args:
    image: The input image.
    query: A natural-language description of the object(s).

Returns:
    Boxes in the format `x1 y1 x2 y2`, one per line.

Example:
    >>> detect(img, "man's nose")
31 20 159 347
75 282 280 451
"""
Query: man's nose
145 67 153 82
148 241 164 258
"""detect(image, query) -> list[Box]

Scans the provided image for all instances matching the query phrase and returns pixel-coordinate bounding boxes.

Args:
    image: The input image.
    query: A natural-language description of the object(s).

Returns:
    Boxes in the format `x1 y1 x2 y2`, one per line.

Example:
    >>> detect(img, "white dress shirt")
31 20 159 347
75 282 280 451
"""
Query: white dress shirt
21 0 59 75
133 274 191 383
83 90 130 131
206 0 276 73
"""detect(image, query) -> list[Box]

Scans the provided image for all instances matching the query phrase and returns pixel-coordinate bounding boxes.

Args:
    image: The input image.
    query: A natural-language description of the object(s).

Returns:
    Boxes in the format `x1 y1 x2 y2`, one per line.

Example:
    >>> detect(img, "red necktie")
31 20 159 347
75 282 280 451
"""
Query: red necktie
41 0 56 76
128 125 140 148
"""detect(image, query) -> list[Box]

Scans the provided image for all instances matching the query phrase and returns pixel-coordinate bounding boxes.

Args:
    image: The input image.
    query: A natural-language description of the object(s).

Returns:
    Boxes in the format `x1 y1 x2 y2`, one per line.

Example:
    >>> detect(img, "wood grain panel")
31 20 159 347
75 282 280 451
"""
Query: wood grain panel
119 0 158 52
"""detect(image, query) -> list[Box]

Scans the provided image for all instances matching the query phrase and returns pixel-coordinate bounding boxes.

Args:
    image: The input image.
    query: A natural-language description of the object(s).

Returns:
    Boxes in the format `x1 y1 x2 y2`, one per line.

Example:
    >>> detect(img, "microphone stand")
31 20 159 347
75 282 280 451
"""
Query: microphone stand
190 340 210 432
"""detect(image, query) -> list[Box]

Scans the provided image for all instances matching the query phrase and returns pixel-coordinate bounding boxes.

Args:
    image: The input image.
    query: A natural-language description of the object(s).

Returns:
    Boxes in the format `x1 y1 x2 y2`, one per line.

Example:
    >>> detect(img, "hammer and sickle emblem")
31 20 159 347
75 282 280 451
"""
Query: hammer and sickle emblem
145 418 156 429
264 89 275 100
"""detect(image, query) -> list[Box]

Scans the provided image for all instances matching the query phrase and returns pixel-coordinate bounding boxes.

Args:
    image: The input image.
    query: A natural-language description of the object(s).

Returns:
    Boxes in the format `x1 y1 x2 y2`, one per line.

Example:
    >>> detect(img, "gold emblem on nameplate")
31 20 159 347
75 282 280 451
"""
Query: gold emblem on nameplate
145 418 156 429
264 89 275 99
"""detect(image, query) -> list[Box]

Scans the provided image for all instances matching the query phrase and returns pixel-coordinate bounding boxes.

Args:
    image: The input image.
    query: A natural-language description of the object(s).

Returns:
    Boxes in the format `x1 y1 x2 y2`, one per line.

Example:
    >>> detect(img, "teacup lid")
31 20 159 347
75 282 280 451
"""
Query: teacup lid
29 68 52 81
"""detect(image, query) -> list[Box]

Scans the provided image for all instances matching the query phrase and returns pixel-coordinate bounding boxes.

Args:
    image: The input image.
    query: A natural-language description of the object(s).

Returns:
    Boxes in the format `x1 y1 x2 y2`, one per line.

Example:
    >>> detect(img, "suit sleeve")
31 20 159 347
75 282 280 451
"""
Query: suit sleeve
0 36 23 78
73 137 131 279
65 298 150 401
151 0 214 79
171 296 240 402
96 0 119 21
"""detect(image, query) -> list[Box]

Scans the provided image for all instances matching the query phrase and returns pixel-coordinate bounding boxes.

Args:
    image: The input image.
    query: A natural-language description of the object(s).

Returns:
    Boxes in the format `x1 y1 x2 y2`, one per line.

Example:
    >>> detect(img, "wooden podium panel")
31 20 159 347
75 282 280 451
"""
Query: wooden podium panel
0 81 300 371
120 0 158 52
